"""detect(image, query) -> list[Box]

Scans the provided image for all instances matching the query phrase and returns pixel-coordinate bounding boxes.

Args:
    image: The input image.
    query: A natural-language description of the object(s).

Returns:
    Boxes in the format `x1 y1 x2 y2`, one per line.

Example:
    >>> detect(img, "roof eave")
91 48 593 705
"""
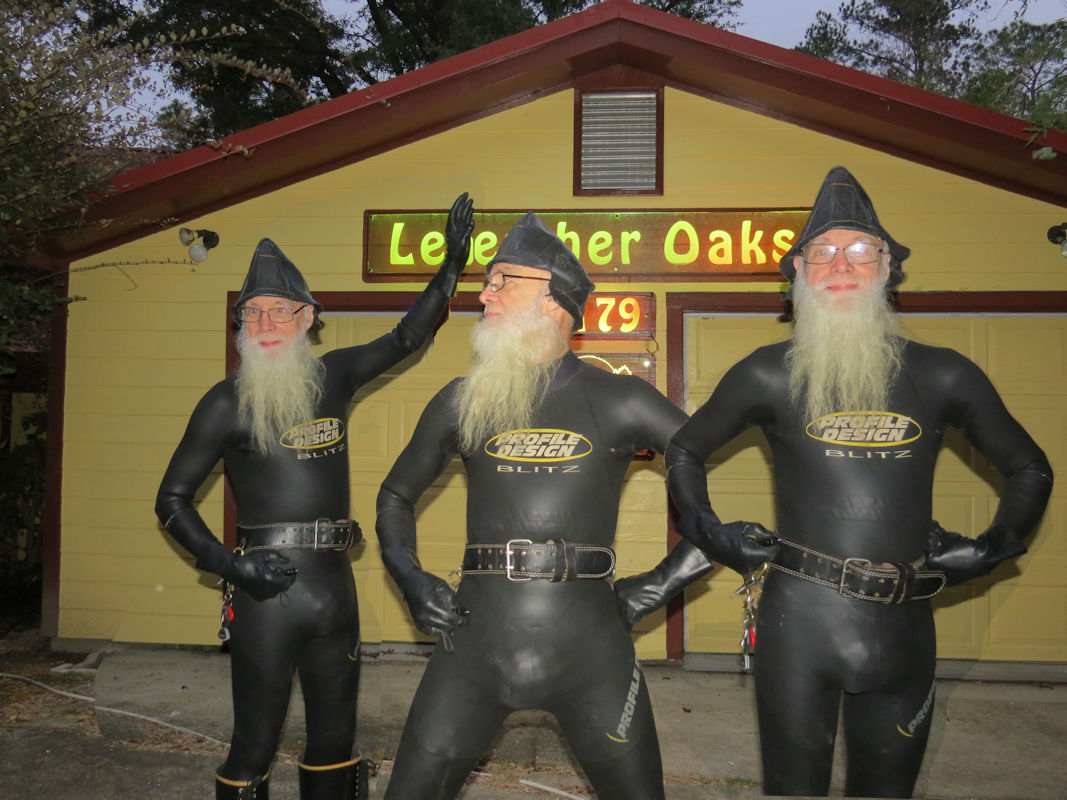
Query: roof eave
47 0 1067 263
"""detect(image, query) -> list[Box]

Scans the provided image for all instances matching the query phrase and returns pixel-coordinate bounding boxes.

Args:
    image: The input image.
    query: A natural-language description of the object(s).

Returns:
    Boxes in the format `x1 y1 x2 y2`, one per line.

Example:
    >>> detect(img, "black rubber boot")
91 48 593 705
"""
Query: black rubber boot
298 756 368 799
215 772 269 799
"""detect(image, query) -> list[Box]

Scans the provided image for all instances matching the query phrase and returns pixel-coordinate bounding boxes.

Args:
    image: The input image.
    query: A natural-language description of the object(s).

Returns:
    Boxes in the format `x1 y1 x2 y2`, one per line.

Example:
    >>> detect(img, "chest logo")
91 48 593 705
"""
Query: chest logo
280 418 345 449
805 412 921 447
485 429 593 462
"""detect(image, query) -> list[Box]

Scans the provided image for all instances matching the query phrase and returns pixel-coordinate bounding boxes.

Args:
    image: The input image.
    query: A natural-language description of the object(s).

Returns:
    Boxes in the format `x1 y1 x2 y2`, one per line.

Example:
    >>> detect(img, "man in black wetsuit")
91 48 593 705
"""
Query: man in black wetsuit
665 166 1053 798
155 193 473 800
375 212 712 799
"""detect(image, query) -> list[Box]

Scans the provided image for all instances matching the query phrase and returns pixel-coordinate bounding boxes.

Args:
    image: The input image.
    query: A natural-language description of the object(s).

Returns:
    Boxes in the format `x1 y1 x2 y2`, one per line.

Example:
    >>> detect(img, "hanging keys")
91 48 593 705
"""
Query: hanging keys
735 564 768 672
218 582 235 642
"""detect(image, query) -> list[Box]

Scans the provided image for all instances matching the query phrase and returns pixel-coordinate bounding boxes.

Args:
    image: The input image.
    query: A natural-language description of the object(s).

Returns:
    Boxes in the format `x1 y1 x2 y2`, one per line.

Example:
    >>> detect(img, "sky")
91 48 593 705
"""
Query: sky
736 0 1066 48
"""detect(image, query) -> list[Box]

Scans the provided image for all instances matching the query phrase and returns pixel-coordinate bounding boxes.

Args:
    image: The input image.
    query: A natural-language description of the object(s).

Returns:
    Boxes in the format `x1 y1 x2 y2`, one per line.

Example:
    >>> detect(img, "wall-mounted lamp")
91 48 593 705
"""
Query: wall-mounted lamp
179 228 220 263
1048 223 1067 258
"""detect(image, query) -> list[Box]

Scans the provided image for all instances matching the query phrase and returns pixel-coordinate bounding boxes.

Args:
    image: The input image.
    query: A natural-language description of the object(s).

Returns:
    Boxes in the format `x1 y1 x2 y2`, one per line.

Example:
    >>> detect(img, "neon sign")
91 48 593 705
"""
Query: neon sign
363 209 808 282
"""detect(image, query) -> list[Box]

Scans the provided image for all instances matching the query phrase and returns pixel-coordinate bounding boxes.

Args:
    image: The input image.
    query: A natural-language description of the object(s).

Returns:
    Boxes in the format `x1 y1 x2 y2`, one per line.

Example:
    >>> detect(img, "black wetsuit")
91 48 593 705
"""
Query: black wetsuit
666 338 1052 798
376 352 687 799
155 287 451 784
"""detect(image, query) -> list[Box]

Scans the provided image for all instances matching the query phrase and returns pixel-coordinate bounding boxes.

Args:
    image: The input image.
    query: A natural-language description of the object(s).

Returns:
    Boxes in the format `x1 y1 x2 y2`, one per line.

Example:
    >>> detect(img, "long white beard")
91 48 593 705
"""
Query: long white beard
455 300 567 455
787 268 903 423
235 327 325 455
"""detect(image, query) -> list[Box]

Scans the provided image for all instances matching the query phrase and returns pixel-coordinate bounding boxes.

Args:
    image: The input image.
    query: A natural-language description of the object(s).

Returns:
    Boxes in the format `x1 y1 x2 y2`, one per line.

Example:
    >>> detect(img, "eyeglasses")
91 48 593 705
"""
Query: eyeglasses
483 273 552 293
237 304 308 323
801 242 886 265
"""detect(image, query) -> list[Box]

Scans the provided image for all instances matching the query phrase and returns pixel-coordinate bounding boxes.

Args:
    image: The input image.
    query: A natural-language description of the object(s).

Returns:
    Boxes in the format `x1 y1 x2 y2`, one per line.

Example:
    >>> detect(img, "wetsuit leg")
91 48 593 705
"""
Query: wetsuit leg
840 647 936 798
221 592 301 780
298 617 361 765
551 659 665 800
754 579 840 796
383 642 510 800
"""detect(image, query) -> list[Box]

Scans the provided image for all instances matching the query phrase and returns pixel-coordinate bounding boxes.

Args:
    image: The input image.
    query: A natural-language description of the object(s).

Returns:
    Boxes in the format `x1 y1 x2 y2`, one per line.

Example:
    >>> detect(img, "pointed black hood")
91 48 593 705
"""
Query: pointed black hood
231 238 323 326
488 212 595 331
780 166 909 287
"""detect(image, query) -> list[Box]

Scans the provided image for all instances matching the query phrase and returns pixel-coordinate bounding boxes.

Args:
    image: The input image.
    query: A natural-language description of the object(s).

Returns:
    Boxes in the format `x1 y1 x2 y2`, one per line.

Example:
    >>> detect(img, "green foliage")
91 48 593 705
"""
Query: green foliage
0 410 47 630
797 0 991 93
92 0 351 144
0 1 156 261
961 19 1066 133
351 0 742 84
796 1 1064 143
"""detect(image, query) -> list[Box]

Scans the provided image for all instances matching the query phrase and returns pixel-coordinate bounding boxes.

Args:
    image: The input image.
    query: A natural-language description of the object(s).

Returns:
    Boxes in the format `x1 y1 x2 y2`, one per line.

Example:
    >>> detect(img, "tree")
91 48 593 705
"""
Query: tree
351 0 742 84
797 0 993 94
89 0 351 146
961 19 1067 132
1 1 310 625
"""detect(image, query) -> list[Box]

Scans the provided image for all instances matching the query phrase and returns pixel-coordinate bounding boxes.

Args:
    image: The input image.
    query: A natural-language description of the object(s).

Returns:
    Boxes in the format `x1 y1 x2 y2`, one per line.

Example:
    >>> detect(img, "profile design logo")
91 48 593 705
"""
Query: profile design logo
279 418 345 449
485 429 593 462
805 412 921 447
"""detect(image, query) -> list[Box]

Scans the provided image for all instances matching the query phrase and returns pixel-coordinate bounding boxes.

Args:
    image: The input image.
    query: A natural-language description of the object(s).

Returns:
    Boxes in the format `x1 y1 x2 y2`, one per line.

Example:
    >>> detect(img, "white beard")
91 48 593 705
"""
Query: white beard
454 299 568 455
787 267 903 423
235 327 325 455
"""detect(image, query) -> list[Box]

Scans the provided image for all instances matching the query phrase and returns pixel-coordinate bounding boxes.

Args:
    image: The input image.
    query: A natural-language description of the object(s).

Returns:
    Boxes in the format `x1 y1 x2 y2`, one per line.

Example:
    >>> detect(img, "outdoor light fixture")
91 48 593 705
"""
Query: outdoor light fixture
179 227 220 263
1048 223 1067 258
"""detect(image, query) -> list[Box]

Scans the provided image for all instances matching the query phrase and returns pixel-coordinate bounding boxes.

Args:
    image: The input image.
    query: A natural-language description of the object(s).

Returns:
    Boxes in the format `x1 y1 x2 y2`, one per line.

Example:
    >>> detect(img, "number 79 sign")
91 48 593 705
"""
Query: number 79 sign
576 293 654 339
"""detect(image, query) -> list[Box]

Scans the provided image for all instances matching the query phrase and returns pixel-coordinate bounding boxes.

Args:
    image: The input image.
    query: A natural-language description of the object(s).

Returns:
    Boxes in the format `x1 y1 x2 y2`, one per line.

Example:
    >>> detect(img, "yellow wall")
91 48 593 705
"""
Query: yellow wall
61 87 1067 657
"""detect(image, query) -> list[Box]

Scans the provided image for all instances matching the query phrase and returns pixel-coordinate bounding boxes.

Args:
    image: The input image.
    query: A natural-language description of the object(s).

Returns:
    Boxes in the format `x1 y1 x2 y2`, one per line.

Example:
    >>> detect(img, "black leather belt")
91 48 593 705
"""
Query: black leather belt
461 539 615 582
771 538 946 603
236 519 363 553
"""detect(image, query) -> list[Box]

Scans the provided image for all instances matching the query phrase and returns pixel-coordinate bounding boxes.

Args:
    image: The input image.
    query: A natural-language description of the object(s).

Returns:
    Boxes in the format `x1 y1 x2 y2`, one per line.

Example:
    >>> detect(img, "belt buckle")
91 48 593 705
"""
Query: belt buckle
838 557 870 597
505 539 532 582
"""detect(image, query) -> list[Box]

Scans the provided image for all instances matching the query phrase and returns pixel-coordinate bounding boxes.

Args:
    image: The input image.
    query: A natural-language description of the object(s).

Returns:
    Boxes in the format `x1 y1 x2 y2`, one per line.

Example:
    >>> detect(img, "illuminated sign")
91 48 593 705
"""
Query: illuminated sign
577 293 653 339
364 209 808 282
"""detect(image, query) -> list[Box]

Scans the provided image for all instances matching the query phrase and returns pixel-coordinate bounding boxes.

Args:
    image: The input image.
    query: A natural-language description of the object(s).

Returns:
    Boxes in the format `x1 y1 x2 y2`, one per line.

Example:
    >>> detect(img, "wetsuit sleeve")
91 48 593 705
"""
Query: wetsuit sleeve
940 352 1053 540
155 383 232 566
153 384 297 599
376 383 468 637
665 353 776 521
922 350 1053 584
664 354 780 573
613 374 688 453
330 193 474 392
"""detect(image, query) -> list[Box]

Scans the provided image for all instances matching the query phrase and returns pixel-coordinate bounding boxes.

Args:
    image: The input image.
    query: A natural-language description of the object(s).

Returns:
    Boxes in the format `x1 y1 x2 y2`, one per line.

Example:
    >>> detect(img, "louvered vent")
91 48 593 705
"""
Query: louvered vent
580 91 659 192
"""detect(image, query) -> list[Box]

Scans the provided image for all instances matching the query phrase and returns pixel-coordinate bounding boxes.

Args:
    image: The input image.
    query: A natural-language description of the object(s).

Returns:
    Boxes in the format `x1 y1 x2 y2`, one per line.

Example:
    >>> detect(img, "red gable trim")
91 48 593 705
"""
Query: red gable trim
52 0 1067 261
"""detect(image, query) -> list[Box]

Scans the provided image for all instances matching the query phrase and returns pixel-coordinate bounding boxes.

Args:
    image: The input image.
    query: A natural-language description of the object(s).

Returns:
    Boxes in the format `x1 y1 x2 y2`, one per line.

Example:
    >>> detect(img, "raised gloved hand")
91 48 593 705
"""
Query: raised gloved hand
677 510 778 576
923 521 1027 586
381 545 470 642
614 541 712 628
196 541 298 601
434 191 475 298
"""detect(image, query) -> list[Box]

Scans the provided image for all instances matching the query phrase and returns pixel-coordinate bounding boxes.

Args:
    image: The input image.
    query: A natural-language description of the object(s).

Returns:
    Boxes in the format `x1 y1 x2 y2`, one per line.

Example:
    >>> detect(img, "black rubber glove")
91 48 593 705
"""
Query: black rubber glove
431 191 474 298
381 545 470 640
677 510 779 576
395 192 475 350
923 521 1027 586
195 541 297 601
614 540 713 629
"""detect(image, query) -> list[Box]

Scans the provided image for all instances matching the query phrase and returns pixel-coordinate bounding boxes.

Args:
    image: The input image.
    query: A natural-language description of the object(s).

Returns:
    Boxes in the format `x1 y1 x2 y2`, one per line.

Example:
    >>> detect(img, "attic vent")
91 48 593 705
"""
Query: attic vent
578 90 661 195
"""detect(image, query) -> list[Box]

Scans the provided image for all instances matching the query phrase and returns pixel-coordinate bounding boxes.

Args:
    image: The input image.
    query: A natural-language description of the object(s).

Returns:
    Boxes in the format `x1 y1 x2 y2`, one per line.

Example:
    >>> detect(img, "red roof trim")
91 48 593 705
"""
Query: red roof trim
53 0 1067 261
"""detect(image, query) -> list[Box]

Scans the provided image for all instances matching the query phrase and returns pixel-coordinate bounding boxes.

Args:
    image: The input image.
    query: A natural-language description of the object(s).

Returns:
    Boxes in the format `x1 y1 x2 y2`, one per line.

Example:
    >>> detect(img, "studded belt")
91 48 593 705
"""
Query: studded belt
461 539 615 582
771 537 946 603
236 519 363 553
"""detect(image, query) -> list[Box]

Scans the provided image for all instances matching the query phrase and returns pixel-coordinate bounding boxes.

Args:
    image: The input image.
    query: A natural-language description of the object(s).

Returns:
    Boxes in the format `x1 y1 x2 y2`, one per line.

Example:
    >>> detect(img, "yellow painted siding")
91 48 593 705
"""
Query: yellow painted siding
60 86 1066 661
